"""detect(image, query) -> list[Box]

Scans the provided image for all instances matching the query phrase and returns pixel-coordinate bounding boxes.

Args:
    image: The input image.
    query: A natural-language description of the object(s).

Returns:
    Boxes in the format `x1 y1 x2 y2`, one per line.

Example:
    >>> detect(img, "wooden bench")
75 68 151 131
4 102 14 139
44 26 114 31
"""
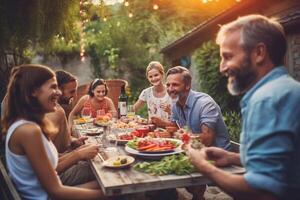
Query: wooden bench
0 159 21 200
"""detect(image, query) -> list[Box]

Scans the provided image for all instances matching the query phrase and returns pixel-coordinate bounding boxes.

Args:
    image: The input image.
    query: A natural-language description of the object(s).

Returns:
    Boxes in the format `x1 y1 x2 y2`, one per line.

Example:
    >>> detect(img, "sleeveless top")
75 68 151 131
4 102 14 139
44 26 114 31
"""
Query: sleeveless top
83 97 110 118
5 119 59 200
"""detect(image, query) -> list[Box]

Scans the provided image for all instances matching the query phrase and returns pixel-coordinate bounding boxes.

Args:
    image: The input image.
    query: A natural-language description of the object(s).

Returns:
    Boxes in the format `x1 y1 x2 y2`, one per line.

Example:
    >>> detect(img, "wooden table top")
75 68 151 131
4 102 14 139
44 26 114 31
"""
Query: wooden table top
75 124 245 196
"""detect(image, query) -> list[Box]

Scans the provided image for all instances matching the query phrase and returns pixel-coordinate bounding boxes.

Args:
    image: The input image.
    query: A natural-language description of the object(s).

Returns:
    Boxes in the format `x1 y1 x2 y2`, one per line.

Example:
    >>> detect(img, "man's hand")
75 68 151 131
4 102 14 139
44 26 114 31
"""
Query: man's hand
150 116 164 127
76 143 99 160
187 145 213 174
70 136 88 149
205 147 232 167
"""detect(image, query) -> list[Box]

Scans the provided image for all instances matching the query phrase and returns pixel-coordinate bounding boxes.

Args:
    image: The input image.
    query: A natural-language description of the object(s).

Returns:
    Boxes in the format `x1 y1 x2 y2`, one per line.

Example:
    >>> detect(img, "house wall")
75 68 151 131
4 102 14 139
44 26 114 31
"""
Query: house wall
288 33 300 81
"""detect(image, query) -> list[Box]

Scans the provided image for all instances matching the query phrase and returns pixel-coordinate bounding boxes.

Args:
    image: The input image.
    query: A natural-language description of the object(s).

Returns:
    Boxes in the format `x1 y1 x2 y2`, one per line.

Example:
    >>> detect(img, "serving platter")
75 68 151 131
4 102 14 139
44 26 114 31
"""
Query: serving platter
125 138 184 159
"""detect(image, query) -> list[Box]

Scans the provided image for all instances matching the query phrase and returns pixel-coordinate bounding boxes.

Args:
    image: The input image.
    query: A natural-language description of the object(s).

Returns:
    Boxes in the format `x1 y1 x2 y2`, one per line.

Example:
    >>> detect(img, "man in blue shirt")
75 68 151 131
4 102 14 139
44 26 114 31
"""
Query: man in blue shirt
151 66 231 200
188 14 300 200
165 66 231 150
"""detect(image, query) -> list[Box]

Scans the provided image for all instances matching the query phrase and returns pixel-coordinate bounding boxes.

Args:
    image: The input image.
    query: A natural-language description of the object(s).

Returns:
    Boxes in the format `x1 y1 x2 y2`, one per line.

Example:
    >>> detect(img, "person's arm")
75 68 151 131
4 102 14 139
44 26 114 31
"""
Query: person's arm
188 147 277 200
150 116 175 128
68 96 88 127
106 97 117 118
133 99 146 113
56 143 99 174
198 123 215 147
14 124 103 199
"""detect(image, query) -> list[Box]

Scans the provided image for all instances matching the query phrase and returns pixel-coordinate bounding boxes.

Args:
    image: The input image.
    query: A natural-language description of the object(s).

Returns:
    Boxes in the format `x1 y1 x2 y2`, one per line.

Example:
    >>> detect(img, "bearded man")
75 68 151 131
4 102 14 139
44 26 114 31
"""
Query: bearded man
188 15 300 200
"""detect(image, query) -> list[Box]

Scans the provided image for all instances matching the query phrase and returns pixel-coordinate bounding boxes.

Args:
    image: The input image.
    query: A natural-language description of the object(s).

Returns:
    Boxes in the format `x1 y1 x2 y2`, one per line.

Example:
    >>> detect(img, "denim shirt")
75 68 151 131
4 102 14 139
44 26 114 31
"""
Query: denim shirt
240 66 300 199
171 90 231 150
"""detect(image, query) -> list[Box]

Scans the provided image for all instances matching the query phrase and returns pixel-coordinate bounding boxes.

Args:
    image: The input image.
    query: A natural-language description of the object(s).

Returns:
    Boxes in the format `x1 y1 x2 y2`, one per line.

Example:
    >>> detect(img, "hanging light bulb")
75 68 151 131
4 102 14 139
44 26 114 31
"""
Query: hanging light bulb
153 4 159 10
103 16 107 22
124 0 129 7
128 11 133 18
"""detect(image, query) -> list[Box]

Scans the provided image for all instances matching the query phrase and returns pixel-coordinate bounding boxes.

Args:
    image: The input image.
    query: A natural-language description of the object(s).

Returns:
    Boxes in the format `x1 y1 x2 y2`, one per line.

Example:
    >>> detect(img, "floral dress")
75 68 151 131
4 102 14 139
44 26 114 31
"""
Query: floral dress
139 86 172 120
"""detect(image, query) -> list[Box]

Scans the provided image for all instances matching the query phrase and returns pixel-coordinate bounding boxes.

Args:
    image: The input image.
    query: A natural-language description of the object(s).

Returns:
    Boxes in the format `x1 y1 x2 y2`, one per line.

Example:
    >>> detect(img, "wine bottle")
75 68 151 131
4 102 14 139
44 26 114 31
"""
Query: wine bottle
118 85 128 118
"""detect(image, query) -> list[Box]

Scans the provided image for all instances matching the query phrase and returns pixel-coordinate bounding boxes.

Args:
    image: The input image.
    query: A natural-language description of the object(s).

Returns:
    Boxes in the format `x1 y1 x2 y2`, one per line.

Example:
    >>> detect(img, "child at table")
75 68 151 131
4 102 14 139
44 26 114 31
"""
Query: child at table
69 78 117 125
133 61 172 124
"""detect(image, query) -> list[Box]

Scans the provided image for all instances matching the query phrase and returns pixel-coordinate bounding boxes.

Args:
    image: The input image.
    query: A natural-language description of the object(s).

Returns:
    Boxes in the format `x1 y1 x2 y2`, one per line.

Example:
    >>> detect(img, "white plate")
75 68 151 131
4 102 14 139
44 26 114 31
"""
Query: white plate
125 138 184 159
102 155 135 168
108 135 132 145
81 128 104 136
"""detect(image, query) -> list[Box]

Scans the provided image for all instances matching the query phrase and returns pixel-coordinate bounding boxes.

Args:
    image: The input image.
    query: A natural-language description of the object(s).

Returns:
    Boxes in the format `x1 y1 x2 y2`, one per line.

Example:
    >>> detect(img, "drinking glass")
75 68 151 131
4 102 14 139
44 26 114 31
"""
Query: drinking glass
96 109 105 117
81 107 92 120
101 126 119 158
127 105 135 118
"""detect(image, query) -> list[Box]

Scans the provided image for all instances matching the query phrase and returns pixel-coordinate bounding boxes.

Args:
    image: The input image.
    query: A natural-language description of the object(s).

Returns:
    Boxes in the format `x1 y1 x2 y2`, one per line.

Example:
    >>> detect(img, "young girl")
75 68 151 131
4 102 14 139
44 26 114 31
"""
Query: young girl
69 79 117 125
2 64 105 199
133 61 172 123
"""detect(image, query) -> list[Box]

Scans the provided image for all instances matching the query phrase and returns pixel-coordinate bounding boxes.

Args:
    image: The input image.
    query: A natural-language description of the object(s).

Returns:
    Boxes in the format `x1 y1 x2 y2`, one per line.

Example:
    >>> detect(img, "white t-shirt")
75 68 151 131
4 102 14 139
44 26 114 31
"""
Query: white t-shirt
139 86 172 120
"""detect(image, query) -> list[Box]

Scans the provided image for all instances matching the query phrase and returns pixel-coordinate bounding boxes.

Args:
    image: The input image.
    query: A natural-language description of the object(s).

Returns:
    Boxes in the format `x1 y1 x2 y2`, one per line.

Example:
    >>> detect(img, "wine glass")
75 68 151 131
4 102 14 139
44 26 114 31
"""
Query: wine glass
81 107 92 121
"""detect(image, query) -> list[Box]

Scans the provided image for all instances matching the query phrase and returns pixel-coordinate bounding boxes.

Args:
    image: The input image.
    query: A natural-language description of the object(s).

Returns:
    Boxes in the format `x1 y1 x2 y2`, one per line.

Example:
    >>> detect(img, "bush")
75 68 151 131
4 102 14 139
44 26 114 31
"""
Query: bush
193 41 241 113
223 111 241 143
193 41 242 142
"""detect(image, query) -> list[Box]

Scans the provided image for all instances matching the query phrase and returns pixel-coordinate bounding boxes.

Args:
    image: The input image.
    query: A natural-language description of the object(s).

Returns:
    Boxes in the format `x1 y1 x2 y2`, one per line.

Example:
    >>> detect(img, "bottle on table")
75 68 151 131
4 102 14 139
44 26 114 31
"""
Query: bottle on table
118 85 128 118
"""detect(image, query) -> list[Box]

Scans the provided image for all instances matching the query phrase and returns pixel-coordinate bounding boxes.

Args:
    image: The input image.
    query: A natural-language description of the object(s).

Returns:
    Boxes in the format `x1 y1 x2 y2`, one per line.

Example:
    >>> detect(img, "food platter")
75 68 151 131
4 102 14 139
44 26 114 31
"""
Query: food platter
107 133 133 145
94 120 112 127
125 138 184 159
81 128 104 136
102 155 135 168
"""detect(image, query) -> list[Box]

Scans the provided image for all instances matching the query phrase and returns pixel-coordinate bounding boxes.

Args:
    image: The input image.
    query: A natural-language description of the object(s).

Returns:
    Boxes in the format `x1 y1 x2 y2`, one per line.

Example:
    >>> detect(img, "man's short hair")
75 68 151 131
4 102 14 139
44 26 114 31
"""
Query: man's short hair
55 70 77 88
166 66 192 87
216 14 286 66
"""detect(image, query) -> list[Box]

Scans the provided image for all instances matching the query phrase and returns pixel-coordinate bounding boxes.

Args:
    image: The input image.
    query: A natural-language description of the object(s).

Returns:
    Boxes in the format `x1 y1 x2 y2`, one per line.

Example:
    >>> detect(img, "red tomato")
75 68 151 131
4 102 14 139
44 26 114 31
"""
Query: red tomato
181 133 190 144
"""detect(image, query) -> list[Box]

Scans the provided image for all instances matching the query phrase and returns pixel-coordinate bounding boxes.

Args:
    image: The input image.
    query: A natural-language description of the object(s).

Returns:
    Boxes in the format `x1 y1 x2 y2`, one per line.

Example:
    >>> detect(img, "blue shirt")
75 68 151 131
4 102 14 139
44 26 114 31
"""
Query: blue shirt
171 90 231 150
240 66 300 199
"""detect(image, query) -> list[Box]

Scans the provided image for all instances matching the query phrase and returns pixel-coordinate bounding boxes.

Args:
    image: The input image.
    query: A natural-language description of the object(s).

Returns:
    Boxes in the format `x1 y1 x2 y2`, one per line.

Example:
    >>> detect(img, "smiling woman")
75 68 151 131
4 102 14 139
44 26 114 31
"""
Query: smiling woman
1 64 105 200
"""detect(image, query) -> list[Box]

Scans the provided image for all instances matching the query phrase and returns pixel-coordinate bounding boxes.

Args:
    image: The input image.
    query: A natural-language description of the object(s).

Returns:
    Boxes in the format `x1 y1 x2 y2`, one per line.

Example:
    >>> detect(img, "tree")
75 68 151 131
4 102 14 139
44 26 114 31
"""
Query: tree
0 0 78 102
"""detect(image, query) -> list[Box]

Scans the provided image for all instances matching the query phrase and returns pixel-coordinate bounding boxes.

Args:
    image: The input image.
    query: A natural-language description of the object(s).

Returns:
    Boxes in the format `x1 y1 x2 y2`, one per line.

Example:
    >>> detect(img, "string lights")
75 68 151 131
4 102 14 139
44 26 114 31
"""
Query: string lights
79 0 89 62
153 4 159 10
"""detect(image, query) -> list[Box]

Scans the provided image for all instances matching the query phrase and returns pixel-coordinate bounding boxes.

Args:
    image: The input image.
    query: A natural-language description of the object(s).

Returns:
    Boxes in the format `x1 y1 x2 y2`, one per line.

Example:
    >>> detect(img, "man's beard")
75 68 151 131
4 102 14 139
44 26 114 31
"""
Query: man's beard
170 91 185 103
59 96 72 105
227 56 257 96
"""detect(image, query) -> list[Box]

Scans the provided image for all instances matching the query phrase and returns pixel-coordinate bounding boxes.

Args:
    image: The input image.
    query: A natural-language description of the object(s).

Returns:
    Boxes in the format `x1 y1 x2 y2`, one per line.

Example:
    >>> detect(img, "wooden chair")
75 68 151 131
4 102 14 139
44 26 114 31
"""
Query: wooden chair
105 79 128 109
72 79 128 111
0 159 21 200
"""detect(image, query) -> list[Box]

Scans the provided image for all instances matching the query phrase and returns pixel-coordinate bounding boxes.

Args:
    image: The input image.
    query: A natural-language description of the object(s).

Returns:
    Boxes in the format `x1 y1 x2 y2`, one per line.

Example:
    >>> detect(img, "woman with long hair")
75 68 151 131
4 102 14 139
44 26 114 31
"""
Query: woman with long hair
2 64 105 200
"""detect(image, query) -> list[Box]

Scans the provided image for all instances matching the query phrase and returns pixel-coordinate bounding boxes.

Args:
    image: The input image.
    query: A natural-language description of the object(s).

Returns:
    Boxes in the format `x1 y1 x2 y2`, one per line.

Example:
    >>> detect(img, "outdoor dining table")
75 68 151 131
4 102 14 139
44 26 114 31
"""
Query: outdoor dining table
74 122 245 196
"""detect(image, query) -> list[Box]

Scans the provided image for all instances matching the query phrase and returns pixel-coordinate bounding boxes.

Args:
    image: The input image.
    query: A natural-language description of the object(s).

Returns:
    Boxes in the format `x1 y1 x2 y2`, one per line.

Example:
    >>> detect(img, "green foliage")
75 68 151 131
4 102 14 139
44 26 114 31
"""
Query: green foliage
193 41 241 112
0 0 78 53
223 111 241 143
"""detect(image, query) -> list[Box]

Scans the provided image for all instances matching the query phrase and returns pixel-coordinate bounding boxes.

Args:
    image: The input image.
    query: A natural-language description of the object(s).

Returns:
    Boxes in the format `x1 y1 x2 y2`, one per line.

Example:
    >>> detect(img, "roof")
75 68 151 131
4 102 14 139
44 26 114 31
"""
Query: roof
160 0 300 59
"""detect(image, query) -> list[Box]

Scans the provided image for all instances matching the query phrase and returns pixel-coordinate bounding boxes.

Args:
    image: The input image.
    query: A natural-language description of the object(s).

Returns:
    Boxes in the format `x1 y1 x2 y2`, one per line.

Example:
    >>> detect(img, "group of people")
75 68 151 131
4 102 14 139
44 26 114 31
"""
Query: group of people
1 14 300 200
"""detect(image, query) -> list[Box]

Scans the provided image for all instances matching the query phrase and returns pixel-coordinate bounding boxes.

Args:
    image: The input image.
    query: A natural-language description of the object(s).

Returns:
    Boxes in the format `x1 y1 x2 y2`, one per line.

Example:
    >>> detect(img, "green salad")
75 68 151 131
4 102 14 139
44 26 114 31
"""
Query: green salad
134 154 195 175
